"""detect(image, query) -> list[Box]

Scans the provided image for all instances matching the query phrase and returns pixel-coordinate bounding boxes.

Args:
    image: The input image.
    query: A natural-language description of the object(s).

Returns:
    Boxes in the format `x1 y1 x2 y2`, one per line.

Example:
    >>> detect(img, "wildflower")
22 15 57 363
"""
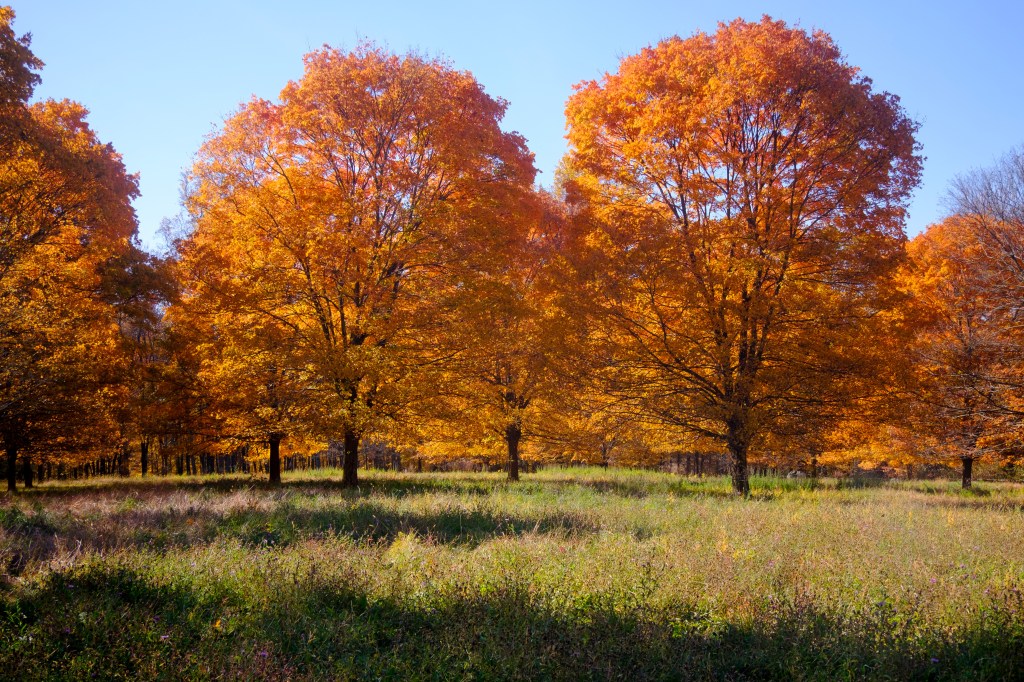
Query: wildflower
258 650 269 658
160 635 170 641
930 658 939 664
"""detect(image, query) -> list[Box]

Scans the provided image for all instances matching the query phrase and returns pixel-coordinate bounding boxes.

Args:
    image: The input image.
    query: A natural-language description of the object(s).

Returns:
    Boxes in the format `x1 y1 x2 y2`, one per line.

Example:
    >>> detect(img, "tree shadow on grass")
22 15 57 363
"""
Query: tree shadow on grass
0 497 601 574
2 561 1022 681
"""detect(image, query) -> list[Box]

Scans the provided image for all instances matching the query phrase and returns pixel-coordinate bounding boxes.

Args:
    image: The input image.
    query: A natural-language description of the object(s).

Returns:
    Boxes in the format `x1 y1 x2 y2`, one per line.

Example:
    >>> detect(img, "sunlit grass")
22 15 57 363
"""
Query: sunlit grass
0 468 1022 679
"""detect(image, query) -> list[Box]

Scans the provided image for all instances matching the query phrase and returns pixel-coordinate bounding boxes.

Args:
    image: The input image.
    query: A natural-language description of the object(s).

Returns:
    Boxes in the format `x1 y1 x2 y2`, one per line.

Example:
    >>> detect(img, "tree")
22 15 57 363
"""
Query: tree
943 147 1024 479
169 287 319 485
563 17 921 495
902 217 1022 488
0 9 140 491
179 44 536 487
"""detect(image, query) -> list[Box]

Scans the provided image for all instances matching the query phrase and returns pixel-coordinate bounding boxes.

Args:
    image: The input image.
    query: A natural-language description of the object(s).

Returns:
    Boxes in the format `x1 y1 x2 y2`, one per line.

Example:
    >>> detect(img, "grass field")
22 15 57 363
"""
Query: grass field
0 468 1022 680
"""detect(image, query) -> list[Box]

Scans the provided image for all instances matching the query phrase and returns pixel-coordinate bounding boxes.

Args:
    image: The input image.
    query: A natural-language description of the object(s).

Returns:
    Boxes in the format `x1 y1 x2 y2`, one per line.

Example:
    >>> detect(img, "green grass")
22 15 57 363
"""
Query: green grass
0 468 1022 680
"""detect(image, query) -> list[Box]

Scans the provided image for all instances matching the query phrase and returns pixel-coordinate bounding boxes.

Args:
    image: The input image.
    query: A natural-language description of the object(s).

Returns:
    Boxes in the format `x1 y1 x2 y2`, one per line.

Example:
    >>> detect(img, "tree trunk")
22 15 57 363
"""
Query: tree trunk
6 443 17 493
810 455 818 480
506 422 522 482
342 430 360 488
268 434 282 485
961 456 974 489
141 441 149 477
22 454 32 489
727 419 750 496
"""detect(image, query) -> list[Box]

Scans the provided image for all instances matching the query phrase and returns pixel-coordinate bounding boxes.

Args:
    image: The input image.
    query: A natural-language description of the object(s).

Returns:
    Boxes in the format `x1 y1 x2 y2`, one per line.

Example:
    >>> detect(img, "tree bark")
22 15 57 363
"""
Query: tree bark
21 454 32 489
810 455 818 480
342 430 360 488
6 443 17 493
961 456 974 489
268 434 282 485
506 422 522 482
727 419 750 496
141 440 149 477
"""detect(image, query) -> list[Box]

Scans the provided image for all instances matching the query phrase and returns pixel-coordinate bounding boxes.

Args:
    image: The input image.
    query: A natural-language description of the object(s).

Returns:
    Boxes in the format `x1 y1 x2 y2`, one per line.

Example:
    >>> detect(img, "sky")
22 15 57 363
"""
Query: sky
8 0 1024 251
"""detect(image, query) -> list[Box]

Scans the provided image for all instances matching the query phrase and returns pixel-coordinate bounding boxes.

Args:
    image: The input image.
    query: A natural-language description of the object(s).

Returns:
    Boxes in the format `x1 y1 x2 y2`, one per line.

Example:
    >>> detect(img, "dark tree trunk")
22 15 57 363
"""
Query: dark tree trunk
141 441 149 477
22 454 32 489
727 419 750 496
961 456 974 489
506 422 522 482
342 430 360 488
810 455 818 480
6 443 17 493
268 434 282 485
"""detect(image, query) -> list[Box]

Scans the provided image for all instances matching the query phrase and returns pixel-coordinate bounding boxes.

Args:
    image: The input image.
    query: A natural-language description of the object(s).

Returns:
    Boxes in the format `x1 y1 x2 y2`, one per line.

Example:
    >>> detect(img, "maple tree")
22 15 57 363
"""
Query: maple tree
0 8 141 490
178 44 536 486
168 285 320 485
414 194 571 480
562 17 921 495
901 217 1022 487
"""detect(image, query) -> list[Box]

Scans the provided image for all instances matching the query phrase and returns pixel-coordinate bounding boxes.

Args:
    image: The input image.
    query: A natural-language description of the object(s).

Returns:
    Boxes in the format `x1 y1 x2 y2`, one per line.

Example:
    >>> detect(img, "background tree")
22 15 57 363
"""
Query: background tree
562 17 921 495
947 146 1024 448
0 11 140 491
169 286 319 484
902 217 1019 488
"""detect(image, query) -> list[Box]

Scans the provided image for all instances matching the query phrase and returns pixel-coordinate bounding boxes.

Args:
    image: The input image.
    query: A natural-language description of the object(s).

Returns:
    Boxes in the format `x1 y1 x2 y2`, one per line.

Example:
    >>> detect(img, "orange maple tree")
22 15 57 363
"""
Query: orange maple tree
0 9 141 490
562 17 921 494
901 217 1021 487
178 44 536 485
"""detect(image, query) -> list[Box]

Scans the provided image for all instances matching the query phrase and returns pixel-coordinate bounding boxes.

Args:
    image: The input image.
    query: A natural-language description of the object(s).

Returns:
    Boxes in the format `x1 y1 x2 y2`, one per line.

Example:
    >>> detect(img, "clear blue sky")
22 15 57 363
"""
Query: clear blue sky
9 1 1024 251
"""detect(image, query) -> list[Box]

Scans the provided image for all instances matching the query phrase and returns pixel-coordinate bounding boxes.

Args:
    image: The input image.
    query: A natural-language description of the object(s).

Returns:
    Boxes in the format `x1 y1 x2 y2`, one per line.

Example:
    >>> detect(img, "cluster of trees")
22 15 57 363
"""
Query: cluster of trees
3 9 1022 494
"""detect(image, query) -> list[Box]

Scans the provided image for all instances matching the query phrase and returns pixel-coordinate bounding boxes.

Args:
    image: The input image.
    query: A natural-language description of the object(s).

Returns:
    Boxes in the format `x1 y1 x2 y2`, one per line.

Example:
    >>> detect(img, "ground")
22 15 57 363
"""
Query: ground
0 468 1022 680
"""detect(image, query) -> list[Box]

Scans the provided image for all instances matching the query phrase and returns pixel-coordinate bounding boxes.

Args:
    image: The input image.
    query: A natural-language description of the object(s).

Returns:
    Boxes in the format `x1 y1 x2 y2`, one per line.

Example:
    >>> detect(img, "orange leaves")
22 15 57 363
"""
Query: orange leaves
176 43 537 482
0 9 142 479
563 18 921 492
900 216 1023 471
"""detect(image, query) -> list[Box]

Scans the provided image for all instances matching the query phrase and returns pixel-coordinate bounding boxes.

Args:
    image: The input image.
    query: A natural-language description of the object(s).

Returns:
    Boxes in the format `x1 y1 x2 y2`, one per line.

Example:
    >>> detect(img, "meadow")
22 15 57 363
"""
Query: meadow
0 468 1022 681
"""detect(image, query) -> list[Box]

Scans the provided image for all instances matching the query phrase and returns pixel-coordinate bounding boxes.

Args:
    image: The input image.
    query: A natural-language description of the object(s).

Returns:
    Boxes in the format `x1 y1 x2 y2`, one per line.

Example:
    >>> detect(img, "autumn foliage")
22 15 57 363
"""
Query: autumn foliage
0 8 145 491
176 44 536 486
562 17 921 494
3 8 1023 492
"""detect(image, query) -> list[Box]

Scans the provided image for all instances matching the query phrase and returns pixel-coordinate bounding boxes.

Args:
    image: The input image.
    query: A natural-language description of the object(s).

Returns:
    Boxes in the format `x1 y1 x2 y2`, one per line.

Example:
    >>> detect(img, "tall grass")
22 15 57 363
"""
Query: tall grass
0 468 1022 680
